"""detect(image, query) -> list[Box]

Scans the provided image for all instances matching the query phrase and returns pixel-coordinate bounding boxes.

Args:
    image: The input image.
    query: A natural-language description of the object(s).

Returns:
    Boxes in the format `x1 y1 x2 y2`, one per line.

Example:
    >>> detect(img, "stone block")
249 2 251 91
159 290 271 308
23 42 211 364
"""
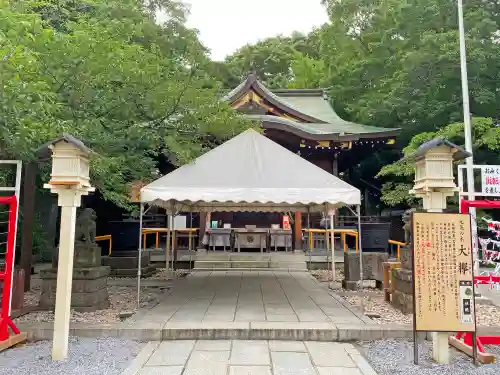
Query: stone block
343 252 388 288
40 266 110 280
400 246 413 270
74 243 102 267
39 265 110 312
391 290 414 314
392 268 412 294
41 276 107 294
108 266 156 278
102 253 149 269
40 286 110 312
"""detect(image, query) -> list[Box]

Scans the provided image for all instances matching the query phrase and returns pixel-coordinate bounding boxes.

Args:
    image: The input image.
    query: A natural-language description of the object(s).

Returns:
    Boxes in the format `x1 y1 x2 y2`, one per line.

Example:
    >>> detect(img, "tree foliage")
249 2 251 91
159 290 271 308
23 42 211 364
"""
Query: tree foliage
1 0 252 207
378 117 500 206
321 0 500 142
217 30 327 89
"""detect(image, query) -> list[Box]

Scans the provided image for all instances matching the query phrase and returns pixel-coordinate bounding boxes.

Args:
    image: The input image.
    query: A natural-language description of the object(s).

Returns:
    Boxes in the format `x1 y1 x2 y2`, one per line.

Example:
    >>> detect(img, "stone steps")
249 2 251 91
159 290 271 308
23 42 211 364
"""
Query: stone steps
193 257 307 271
193 267 308 272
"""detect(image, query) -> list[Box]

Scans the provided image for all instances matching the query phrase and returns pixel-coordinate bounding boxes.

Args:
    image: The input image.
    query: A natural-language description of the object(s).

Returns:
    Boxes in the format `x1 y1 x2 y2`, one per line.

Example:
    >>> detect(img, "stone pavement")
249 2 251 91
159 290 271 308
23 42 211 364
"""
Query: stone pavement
124 340 378 375
135 271 364 325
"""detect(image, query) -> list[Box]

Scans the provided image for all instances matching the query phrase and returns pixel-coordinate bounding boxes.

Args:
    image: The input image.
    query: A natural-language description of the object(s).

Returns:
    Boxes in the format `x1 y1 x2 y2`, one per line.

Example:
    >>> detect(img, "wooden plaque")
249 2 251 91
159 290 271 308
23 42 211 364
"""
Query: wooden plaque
411 212 476 333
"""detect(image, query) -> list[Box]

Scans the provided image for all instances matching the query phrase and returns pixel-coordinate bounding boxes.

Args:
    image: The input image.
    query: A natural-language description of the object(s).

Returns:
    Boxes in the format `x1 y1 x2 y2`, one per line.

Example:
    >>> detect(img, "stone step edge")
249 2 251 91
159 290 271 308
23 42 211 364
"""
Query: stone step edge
193 268 308 272
195 259 306 264
17 322 500 342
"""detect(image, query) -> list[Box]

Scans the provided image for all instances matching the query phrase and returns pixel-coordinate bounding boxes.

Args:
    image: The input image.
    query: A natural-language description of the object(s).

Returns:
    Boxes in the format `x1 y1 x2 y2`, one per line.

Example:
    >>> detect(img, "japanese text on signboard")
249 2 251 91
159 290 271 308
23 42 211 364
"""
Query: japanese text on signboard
412 212 475 332
482 166 500 195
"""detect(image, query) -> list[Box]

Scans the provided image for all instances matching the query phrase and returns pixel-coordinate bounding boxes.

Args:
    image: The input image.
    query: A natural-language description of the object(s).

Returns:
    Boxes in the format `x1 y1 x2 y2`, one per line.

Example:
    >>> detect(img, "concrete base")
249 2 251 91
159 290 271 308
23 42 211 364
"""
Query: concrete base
342 252 388 289
39 266 110 312
102 252 156 278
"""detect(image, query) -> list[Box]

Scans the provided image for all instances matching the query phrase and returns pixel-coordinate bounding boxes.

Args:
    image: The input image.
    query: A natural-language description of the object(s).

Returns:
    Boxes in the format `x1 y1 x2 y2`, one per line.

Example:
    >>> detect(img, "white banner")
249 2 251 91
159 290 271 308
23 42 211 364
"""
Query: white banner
481 166 500 194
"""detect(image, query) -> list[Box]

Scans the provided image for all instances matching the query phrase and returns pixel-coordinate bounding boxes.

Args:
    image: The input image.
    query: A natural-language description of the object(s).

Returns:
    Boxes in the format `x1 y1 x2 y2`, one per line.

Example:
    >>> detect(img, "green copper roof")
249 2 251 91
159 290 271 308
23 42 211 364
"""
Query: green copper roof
224 74 400 140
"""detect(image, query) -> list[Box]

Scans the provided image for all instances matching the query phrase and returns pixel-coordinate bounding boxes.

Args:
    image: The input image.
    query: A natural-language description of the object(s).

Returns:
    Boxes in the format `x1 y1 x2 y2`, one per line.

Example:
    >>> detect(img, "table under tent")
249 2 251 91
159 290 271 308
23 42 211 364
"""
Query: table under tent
137 129 363 300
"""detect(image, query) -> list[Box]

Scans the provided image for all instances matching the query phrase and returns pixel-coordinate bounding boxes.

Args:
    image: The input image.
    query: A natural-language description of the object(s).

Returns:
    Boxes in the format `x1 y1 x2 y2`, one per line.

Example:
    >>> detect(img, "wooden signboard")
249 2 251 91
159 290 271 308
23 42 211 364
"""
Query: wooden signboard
411 212 476 333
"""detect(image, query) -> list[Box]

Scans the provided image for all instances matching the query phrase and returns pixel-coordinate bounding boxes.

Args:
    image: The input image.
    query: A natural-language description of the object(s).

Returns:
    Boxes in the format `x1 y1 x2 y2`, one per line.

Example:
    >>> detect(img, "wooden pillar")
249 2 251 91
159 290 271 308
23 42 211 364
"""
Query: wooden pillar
20 162 36 291
294 212 302 250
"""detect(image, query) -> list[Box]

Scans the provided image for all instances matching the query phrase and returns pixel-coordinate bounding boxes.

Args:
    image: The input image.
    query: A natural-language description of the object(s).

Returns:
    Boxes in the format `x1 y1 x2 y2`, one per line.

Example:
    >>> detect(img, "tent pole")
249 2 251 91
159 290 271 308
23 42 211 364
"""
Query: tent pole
171 214 176 272
137 203 144 309
307 208 311 264
166 214 171 272
357 205 364 312
330 214 336 283
324 206 330 281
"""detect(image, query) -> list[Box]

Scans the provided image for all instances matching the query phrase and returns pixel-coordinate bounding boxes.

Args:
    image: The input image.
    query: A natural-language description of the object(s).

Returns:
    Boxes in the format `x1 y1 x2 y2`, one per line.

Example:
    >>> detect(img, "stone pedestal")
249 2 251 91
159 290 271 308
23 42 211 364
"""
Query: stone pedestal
343 252 388 290
102 251 155 277
391 246 414 313
40 242 110 312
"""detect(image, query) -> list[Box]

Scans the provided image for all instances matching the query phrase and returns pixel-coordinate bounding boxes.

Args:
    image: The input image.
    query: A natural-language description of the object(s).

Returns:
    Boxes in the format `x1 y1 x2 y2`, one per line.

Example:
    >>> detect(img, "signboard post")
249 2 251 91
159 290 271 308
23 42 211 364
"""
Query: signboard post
412 212 477 364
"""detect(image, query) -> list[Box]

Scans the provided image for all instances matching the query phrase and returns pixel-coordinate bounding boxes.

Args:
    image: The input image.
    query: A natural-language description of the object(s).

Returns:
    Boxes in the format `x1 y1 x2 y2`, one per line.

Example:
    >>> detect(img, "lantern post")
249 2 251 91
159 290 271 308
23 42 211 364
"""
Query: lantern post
42 134 94 360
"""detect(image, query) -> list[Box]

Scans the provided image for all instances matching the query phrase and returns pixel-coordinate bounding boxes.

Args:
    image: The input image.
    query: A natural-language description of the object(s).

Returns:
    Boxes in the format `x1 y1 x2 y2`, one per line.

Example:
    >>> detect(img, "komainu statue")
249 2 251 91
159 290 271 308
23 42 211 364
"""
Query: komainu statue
402 208 415 245
74 208 97 245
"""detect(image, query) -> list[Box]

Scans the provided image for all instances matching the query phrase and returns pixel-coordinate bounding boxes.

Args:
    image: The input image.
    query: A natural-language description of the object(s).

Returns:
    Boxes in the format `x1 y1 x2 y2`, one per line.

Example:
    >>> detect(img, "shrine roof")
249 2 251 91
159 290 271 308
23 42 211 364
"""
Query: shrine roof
223 73 400 140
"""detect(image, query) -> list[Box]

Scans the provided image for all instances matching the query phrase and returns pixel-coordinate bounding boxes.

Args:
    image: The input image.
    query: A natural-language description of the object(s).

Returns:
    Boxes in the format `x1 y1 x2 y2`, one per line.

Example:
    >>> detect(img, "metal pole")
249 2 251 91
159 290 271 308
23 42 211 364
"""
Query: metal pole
357 205 364 311
307 209 311 265
330 214 336 283
458 0 479 274
166 214 171 271
137 203 144 309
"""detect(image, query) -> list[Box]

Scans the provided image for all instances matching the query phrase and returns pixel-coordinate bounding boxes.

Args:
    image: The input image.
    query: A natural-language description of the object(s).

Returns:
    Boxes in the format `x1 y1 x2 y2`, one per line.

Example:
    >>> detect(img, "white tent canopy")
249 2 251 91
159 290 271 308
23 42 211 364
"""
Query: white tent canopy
141 129 361 213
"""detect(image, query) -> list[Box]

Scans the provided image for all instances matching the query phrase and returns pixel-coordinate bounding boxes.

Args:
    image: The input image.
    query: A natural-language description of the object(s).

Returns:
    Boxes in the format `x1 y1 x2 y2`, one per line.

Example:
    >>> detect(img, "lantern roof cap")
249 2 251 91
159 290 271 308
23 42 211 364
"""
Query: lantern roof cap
36 133 93 159
404 137 471 161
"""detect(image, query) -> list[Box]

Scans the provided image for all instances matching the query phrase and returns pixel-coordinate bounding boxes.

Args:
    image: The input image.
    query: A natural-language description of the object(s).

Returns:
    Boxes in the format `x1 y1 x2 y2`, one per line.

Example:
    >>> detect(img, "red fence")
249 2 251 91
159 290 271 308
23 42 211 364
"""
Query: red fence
0 195 20 341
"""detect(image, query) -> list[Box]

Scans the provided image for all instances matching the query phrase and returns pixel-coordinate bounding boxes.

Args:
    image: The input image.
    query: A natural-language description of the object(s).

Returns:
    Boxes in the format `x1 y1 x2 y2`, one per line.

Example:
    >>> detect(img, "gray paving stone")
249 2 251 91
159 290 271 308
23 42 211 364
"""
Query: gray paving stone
146 341 195 366
195 340 232 351
347 353 378 375
231 340 271 365
229 366 272 375
269 340 306 352
265 314 298 322
138 366 184 375
271 351 316 375
316 368 363 375
187 350 230 365
305 342 356 367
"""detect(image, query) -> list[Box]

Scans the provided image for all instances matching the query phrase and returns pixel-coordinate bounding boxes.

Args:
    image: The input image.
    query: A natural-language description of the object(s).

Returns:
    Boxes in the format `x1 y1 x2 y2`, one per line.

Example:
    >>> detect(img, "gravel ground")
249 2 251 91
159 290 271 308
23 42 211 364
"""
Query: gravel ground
14 285 162 324
344 290 500 326
0 337 143 375
363 339 500 375
145 268 190 280
310 268 344 282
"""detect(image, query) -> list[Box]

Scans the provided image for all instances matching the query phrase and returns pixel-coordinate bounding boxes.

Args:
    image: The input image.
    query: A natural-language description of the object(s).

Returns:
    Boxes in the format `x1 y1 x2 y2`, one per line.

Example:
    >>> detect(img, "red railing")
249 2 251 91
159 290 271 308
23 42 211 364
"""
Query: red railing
0 195 21 342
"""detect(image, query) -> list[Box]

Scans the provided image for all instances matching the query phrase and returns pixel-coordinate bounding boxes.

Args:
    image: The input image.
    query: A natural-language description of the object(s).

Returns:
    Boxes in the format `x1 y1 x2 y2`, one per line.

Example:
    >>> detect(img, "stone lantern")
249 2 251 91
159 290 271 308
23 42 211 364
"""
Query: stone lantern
410 138 471 212
43 133 93 193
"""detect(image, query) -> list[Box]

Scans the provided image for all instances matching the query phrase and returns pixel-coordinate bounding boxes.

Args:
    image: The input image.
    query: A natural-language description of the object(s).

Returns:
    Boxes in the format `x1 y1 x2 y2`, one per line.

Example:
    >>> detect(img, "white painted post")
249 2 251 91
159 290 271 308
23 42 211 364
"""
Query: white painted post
42 134 94 360
52 191 79 360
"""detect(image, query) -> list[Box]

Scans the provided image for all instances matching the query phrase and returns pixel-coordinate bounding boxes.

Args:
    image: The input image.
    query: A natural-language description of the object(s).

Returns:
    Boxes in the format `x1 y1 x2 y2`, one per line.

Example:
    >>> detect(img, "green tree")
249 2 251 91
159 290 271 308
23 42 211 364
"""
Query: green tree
378 117 500 206
220 31 327 89
1 0 252 207
321 0 500 141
